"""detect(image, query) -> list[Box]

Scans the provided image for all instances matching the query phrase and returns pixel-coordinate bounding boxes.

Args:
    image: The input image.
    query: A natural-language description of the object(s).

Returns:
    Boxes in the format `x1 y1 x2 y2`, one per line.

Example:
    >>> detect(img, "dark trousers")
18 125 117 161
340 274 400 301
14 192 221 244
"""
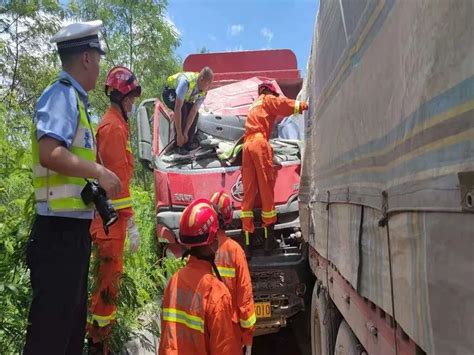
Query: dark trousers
24 215 92 355
162 86 199 148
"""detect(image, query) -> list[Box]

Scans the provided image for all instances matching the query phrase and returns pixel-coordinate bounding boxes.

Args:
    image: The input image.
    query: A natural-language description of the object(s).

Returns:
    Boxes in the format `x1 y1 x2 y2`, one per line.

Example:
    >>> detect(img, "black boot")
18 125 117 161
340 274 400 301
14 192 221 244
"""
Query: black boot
243 230 253 260
264 225 278 255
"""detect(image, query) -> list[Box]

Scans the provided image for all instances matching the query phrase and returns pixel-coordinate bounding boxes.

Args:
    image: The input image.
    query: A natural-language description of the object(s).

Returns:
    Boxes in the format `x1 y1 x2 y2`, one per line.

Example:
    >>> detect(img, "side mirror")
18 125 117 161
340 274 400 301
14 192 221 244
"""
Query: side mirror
137 103 153 171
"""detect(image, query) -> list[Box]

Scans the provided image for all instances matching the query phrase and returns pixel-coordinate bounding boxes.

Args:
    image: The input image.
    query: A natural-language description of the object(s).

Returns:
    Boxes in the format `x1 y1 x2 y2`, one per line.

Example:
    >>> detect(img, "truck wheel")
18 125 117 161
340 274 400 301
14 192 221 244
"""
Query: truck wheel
334 320 362 355
311 282 340 355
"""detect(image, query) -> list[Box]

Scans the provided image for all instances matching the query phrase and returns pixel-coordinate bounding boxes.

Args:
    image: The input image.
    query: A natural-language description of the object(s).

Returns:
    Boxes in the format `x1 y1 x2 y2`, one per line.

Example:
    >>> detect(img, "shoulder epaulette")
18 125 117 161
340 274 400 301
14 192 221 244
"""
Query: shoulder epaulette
58 78 72 86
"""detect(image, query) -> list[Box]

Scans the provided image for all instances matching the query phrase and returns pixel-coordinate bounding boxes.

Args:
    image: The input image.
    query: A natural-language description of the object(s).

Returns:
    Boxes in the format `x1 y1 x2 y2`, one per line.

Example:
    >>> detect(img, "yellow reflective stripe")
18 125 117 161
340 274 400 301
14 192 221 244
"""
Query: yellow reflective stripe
240 210 254 218
70 146 95 161
33 174 84 189
261 210 277 218
264 227 268 239
163 308 205 333
48 197 91 211
240 312 256 328
210 192 219 204
88 311 117 327
294 100 301 114
248 99 263 111
188 202 210 227
245 231 250 246
217 266 236 278
112 197 132 210
218 194 226 209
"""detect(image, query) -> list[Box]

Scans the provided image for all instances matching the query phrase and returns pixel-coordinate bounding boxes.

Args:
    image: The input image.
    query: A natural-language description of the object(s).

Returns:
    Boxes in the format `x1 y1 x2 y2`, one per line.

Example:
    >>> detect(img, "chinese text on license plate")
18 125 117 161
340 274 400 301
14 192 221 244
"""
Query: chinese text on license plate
255 302 271 318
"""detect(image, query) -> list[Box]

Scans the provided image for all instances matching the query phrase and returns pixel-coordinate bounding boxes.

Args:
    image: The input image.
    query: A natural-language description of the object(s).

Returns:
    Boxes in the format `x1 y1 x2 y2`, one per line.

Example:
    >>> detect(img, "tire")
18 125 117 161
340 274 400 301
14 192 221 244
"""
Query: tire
334 320 361 355
311 282 341 355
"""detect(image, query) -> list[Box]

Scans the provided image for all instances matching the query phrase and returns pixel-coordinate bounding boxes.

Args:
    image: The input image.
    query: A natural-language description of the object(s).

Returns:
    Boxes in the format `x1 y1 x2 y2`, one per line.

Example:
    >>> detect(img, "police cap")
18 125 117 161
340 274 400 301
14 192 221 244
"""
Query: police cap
50 20 106 55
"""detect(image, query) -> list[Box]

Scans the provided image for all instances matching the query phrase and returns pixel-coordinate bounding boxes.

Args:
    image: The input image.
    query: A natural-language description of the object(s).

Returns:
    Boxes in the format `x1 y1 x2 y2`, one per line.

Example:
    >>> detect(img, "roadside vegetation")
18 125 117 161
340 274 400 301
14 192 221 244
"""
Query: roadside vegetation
0 1 183 352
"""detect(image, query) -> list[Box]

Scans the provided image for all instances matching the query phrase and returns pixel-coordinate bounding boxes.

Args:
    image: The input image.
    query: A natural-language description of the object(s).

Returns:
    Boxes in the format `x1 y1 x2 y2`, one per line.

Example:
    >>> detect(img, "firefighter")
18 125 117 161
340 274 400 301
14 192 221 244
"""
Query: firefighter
158 199 241 355
240 81 308 257
162 67 214 151
210 191 256 355
86 66 142 353
25 21 122 354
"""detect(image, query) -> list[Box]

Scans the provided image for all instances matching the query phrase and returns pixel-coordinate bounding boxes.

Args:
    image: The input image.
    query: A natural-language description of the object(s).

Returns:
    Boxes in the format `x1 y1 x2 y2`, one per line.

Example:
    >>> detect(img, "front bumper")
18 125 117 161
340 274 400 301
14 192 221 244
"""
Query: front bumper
249 244 313 335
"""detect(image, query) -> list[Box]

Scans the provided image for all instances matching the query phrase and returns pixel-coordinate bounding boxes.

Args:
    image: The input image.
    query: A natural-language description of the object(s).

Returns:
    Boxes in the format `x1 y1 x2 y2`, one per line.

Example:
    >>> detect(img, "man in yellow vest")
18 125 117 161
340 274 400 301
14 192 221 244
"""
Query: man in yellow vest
162 67 214 151
24 21 121 354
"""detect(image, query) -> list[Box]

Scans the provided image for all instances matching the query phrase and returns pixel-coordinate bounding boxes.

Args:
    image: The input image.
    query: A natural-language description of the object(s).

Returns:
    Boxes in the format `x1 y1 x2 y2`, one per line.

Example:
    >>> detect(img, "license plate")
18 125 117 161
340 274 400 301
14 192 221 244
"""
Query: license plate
255 302 271 318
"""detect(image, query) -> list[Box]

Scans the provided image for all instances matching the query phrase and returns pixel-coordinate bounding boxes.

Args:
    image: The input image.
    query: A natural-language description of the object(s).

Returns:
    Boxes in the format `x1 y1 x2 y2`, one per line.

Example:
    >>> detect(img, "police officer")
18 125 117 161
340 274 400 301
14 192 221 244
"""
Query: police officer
24 20 121 354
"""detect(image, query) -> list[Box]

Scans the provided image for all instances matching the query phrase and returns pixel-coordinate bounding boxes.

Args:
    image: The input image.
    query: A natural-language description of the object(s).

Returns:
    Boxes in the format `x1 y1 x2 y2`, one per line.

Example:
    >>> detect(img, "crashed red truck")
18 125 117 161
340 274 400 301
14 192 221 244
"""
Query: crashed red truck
136 50 314 335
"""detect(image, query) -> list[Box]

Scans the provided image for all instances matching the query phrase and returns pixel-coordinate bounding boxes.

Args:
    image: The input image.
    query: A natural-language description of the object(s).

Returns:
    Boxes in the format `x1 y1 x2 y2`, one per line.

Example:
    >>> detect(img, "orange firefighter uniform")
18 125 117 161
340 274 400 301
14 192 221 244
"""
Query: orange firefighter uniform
87 106 134 342
158 256 241 355
215 230 256 346
241 94 308 237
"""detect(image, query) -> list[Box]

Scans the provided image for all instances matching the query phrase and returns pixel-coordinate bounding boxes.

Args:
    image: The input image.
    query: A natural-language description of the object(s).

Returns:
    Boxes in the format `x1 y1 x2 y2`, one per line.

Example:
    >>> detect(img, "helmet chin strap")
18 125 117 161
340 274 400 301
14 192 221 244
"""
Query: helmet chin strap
111 95 129 122
189 249 223 282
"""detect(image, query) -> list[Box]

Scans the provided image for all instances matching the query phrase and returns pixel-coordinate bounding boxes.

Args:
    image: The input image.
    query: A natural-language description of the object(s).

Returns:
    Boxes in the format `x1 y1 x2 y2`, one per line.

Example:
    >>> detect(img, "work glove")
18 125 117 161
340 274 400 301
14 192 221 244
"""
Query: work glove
127 216 140 253
244 345 252 355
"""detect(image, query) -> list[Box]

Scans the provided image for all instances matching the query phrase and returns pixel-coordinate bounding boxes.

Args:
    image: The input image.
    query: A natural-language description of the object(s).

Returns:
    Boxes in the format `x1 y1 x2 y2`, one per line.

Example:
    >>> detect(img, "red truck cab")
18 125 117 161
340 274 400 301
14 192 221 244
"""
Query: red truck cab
137 50 313 335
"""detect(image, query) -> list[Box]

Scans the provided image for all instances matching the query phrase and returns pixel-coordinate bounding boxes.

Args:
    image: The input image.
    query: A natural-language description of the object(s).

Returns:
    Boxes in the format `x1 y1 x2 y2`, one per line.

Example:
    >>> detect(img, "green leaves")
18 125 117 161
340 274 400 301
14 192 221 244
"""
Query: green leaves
68 0 182 117
0 0 183 351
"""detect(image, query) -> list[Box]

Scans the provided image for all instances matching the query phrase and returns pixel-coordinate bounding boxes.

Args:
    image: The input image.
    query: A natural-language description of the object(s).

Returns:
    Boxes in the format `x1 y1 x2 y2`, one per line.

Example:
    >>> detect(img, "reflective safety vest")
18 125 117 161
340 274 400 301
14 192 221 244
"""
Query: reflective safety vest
166 72 207 104
31 79 96 212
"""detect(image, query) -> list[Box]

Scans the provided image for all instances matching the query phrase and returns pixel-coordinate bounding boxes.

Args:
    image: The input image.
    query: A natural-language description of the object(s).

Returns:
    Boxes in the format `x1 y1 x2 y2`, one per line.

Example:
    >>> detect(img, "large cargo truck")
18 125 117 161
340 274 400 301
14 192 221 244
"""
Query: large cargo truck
299 0 474 354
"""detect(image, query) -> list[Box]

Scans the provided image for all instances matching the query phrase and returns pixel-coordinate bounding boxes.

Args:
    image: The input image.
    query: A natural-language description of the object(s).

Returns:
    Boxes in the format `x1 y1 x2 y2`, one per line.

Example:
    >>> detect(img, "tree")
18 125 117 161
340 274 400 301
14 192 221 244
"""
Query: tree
66 0 181 116
0 3 63 352
0 1 183 352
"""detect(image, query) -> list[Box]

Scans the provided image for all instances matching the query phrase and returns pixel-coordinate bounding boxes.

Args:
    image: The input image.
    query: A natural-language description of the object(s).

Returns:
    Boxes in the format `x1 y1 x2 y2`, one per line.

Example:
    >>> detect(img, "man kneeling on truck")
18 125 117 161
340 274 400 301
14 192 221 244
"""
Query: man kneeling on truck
211 191 256 355
241 81 308 257
162 67 214 152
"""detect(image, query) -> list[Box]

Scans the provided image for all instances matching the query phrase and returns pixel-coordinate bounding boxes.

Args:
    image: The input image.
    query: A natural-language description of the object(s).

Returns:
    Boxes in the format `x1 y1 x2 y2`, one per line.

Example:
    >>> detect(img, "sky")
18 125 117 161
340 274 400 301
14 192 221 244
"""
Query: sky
166 0 319 77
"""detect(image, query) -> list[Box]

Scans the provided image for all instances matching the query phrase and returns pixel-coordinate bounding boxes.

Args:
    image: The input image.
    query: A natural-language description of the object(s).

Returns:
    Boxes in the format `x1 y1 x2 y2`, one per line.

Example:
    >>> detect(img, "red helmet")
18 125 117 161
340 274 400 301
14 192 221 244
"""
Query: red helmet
178 199 218 248
105 66 141 98
258 80 279 96
210 191 233 227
